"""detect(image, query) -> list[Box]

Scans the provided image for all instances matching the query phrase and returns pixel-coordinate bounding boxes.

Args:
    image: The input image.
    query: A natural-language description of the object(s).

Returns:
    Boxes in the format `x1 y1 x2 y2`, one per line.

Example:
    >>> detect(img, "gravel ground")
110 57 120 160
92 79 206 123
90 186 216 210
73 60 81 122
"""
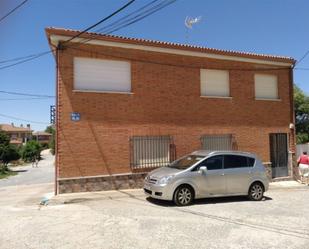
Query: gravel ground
0 181 308 249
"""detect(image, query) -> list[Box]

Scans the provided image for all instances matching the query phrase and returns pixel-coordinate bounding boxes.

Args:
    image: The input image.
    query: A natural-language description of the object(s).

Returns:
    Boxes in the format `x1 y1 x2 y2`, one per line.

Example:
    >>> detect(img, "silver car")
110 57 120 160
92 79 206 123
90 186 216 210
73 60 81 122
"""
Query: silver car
144 150 269 206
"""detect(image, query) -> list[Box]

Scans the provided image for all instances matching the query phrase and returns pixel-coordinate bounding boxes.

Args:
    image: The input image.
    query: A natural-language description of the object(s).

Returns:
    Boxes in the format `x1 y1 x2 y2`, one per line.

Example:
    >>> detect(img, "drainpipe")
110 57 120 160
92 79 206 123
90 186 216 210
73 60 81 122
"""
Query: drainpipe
289 66 296 178
54 46 59 195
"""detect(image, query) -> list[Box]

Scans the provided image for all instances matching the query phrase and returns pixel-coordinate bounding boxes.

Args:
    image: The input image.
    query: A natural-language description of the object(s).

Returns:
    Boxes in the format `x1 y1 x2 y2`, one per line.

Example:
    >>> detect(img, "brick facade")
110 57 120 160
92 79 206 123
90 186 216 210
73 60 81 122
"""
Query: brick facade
46 28 296 194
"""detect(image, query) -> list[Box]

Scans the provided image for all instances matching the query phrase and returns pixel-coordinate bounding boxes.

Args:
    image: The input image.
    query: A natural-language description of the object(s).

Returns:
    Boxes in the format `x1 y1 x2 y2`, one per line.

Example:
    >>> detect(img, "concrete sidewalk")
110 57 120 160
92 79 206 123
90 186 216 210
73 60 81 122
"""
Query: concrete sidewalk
50 180 307 206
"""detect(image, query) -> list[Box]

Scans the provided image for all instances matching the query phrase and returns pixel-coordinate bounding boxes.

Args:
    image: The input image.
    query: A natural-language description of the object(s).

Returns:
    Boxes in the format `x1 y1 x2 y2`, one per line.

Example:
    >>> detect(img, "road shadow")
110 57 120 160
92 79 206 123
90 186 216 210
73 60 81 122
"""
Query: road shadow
146 195 272 207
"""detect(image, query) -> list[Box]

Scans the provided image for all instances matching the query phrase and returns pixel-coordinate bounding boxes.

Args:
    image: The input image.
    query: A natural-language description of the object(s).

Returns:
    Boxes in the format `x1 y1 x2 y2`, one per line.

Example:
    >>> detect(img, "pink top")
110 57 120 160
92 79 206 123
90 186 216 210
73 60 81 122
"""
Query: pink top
298 155 309 165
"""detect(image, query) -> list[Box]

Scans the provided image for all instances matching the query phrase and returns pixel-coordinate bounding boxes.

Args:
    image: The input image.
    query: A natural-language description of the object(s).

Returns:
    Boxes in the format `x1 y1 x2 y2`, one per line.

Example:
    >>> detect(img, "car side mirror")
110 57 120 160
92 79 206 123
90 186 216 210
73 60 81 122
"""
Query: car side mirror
199 166 207 174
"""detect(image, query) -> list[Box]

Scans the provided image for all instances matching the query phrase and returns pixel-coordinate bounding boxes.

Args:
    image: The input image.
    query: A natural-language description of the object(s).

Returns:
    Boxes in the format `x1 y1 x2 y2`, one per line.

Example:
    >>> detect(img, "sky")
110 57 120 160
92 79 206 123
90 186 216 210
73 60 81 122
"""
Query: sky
1 0 309 131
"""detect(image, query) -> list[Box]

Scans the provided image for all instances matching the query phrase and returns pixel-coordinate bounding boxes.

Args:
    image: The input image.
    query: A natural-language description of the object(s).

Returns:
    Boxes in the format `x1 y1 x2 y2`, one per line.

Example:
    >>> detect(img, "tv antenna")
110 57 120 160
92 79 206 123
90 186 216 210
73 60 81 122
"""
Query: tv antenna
185 16 202 43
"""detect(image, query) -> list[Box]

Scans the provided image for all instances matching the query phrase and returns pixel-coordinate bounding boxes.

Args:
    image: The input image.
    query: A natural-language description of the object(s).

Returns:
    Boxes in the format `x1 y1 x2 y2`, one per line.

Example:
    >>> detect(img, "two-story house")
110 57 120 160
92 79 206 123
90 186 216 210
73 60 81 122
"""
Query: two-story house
32 131 52 145
0 123 32 145
46 27 296 194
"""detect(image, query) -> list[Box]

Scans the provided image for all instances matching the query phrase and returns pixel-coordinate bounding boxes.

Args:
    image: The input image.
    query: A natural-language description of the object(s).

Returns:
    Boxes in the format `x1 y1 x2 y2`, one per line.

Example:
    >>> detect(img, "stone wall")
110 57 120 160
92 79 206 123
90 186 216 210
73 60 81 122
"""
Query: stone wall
58 173 147 194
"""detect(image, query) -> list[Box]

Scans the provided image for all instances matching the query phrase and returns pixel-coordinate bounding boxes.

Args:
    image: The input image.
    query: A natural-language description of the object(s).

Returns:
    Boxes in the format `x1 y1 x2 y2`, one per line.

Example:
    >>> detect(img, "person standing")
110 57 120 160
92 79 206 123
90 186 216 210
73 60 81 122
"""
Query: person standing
297 151 309 184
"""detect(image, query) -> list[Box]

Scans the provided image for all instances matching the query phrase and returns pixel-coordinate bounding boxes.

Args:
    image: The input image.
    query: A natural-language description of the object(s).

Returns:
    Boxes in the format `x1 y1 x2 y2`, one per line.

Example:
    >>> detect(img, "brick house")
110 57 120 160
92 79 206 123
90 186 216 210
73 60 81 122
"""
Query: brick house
46 27 296 194
0 123 32 145
32 131 52 145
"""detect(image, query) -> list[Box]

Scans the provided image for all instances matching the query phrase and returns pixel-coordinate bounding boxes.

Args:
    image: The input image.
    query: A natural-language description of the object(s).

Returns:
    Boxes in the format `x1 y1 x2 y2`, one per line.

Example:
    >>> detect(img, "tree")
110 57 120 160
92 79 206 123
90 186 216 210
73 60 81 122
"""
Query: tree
294 85 309 144
45 125 55 155
0 131 10 145
0 132 20 173
21 140 42 162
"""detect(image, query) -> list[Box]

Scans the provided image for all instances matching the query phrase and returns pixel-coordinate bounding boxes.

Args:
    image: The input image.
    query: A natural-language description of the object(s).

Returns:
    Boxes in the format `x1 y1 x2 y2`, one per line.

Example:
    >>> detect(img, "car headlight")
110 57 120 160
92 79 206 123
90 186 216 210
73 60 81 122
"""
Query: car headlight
158 175 174 185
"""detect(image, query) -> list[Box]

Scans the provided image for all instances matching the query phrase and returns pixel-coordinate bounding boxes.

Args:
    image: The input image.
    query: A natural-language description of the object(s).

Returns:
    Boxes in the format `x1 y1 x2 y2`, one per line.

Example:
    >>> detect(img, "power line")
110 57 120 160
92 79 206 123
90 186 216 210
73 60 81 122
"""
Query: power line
0 50 52 64
67 45 294 72
0 90 55 98
96 0 160 33
100 0 177 35
0 0 136 70
62 0 136 46
0 97 52 101
0 50 53 70
68 0 176 46
0 0 29 23
295 51 309 66
0 113 50 125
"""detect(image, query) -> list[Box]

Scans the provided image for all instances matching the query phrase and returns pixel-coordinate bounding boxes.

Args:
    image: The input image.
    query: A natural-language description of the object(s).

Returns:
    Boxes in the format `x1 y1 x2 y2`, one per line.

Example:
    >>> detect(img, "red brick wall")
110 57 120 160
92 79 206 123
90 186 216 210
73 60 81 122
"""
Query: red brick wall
56 43 294 178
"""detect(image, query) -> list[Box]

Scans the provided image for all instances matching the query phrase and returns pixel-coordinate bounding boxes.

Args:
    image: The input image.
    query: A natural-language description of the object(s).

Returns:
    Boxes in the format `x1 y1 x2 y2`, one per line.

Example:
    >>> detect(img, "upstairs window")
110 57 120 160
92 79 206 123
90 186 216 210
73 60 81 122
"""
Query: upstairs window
254 74 278 100
73 57 131 93
200 69 230 97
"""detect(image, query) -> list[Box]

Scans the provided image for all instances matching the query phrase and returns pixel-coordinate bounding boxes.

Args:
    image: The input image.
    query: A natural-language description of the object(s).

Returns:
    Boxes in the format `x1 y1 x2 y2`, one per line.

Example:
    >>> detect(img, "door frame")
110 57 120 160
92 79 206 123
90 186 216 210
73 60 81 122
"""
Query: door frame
269 133 289 178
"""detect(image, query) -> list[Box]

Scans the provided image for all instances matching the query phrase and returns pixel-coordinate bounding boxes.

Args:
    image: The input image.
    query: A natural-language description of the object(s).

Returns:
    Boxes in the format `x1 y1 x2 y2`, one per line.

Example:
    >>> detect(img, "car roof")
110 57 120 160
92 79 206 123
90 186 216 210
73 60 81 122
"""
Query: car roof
191 150 256 158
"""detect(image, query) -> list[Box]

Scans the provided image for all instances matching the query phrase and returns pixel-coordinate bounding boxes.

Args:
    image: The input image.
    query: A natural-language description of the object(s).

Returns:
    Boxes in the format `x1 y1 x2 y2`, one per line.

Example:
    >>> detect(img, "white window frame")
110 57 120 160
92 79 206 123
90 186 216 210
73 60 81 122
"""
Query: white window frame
73 57 132 94
200 69 230 98
254 74 279 100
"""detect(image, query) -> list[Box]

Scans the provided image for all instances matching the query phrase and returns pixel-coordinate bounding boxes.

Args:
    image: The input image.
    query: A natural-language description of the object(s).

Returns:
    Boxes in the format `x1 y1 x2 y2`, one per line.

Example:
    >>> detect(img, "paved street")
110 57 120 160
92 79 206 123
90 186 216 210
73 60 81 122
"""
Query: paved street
0 149 55 187
0 179 308 249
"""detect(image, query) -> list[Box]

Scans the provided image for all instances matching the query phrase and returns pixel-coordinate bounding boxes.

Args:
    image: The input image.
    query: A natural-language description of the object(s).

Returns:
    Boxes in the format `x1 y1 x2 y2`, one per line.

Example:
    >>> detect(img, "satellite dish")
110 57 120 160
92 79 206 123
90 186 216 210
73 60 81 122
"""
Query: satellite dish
185 16 202 29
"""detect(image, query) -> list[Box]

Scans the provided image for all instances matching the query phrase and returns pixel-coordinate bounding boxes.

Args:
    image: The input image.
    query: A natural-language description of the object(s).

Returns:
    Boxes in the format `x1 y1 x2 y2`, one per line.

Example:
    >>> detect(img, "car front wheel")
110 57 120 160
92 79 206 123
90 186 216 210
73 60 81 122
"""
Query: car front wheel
248 182 264 201
173 185 194 206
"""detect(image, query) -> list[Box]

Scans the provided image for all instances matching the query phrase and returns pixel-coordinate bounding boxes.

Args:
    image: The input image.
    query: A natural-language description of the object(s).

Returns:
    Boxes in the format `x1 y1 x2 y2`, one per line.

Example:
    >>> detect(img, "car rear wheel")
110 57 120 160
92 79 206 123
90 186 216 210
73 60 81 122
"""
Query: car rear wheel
173 185 194 206
248 182 264 201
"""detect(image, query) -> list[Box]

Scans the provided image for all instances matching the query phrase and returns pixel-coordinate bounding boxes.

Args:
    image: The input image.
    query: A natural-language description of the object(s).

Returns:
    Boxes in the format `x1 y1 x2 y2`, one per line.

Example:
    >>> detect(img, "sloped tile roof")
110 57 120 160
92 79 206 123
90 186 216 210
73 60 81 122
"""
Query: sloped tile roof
45 27 295 64
0 124 32 132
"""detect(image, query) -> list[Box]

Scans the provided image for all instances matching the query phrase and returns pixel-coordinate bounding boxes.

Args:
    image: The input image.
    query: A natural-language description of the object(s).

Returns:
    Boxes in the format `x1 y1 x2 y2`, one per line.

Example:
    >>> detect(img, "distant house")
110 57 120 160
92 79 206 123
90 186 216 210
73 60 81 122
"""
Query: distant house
32 131 52 145
0 123 32 145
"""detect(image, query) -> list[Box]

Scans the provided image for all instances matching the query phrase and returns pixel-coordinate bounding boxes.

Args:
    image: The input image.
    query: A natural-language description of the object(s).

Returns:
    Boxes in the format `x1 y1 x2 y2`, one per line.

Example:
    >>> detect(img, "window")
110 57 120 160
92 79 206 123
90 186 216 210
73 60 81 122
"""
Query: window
169 155 205 170
254 74 278 99
224 155 252 169
130 136 175 169
248 157 255 167
200 134 236 150
74 57 131 93
196 155 223 171
200 69 230 97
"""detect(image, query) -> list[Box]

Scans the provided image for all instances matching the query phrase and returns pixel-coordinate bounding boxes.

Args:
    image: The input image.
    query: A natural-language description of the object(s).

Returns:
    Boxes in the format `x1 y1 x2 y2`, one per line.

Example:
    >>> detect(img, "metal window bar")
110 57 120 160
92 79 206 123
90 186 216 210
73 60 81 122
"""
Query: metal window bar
130 135 175 169
200 134 237 151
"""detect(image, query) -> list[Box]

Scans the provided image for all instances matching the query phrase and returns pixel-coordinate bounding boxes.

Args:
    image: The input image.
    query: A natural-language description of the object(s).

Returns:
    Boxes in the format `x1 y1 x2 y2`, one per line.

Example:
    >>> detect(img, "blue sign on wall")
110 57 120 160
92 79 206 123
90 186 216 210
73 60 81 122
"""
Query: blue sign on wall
71 112 81 121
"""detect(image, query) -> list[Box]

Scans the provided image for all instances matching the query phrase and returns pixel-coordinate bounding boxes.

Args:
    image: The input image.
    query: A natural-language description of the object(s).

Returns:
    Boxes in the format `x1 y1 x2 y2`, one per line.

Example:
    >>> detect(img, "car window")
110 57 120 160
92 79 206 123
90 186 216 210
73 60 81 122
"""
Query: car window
196 155 223 170
224 155 251 169
248 157 255 167
168 155 205 170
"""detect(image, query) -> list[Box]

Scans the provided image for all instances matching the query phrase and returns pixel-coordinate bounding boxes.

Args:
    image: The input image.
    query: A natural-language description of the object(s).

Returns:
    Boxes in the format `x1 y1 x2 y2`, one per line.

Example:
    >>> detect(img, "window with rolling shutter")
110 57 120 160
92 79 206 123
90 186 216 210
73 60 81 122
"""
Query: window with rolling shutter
73 57 131 93
254 74 278 100
200 69 230 97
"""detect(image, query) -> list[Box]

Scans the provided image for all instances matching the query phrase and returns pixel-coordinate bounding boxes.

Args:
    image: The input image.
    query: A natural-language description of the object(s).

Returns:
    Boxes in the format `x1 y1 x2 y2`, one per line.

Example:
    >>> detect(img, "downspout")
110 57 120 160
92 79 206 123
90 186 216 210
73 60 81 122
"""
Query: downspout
54 46 59 195
289 65 296 178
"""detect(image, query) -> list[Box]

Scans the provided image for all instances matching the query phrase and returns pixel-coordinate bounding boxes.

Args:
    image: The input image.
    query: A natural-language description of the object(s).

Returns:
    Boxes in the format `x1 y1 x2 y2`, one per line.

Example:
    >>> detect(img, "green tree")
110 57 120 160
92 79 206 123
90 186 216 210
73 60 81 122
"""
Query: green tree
45 125 55 155
21 140 42 162
0 132 20 173
294 85 309 143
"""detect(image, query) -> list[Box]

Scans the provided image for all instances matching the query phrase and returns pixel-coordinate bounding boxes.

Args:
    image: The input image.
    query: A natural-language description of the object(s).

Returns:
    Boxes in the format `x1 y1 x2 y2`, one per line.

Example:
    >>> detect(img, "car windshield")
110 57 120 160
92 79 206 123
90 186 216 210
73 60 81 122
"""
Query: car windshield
168 155 205 170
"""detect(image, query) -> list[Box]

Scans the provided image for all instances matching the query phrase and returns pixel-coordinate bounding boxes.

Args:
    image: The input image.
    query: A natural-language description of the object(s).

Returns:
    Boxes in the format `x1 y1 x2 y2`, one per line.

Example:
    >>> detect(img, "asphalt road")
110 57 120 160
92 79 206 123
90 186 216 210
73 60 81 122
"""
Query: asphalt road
0 149 55 187
0 180 308 249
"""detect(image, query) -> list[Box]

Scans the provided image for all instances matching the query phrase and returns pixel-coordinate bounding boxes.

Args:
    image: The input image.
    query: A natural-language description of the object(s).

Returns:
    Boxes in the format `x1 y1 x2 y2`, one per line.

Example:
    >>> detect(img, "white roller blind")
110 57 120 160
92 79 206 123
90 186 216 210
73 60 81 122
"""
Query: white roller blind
254 74 278 99
74 57 131 92
200 69 230 97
